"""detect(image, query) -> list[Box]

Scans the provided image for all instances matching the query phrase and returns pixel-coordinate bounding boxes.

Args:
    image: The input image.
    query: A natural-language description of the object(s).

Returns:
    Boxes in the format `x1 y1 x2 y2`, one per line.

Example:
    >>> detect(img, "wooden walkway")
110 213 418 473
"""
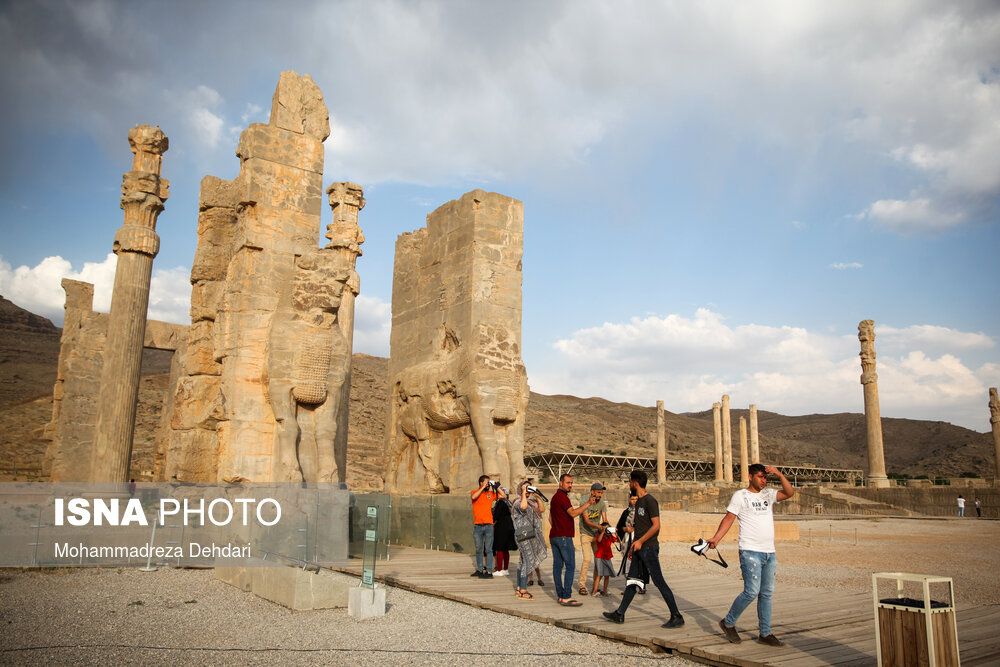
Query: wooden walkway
335 546 1000 666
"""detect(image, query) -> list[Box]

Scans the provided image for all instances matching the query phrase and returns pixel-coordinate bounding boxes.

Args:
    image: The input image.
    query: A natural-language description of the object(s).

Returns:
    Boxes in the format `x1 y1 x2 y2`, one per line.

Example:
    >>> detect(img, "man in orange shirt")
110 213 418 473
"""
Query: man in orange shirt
470 475 498 578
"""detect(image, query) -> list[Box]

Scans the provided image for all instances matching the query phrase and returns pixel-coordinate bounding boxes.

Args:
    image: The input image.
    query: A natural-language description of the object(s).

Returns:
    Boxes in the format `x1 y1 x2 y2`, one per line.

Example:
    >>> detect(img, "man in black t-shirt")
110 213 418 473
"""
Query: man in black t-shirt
602 469 684 628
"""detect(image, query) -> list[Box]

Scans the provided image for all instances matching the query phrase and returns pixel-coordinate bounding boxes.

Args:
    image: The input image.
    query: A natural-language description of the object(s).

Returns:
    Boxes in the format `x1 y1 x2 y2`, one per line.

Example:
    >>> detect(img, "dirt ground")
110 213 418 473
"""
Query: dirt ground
658 513 1000 606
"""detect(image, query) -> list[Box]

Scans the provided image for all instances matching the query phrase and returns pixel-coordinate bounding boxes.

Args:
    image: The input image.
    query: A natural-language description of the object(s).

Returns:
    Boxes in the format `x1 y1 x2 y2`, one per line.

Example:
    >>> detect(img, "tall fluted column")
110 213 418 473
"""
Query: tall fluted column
858 320 889 488
90 125 169 482
656 400 666 484
325 182 365 484
990 388 1000 487
739 415 749 483
722 394 733 483
749 404 760 464
712 402 723 481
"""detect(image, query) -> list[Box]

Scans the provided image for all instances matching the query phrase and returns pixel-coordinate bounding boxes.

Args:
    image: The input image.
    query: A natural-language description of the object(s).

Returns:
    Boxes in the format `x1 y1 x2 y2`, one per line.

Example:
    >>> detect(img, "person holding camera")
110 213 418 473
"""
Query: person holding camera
603 469 684 628
512 480 546 599
550 473 596 607
470 475 498 578
707 463 794 647
578 482 608 596
591 522 617 597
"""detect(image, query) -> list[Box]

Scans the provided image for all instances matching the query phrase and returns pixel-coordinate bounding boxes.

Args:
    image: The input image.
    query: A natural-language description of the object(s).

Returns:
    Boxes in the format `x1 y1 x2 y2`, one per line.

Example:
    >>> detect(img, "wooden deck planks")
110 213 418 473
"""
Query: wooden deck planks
335 546 999 667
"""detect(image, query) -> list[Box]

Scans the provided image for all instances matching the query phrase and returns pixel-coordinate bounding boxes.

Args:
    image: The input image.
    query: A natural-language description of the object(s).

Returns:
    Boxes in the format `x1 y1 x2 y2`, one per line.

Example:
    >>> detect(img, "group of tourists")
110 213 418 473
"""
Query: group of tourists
470 463 795 647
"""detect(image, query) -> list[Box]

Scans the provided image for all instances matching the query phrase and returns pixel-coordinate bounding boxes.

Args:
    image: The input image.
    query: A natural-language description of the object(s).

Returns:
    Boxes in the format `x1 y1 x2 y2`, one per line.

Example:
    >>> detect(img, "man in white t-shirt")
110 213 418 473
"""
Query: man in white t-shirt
707 463 794 647
957 495 965 517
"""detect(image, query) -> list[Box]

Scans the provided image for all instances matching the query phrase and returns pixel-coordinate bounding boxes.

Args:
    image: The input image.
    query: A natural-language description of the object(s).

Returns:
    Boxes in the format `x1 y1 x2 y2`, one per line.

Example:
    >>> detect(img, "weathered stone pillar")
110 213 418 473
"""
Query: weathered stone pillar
749 404 759 464
712 402 723 481
990 387 1000 486
656 400 665 484
325 182 365 484
858 320 889 488
739 415 749 483
90 125 169 482
722 394 733 483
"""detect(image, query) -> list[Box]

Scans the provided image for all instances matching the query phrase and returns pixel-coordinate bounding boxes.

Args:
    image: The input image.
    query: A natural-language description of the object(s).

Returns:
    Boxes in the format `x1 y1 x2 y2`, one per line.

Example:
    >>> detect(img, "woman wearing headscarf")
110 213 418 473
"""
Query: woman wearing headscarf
491 486 517 576
512 479 547 599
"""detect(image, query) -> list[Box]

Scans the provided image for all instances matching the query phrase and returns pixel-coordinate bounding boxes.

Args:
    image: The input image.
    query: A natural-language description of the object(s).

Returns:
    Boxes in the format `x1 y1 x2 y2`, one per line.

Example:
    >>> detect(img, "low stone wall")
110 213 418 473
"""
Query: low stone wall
842 487 999 518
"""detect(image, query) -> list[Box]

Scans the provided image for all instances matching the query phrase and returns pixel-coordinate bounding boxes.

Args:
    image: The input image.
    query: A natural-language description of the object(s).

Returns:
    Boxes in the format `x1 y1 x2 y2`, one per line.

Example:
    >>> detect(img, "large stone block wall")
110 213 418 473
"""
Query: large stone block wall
384 190 529 494
43 279 188 482
160 71 358 484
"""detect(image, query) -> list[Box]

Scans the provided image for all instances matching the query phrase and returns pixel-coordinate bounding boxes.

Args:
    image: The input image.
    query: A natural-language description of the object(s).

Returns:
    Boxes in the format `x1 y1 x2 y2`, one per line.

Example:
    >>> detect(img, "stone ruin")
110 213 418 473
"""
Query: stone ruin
43 279 187 482
43 72 531 491
384 190 529 494
44 72 364 485
160 72 362 484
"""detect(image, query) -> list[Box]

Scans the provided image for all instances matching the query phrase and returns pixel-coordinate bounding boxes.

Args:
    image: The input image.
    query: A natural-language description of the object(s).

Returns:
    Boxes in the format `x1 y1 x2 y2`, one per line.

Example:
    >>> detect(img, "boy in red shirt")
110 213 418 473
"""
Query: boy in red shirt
591 522 617 597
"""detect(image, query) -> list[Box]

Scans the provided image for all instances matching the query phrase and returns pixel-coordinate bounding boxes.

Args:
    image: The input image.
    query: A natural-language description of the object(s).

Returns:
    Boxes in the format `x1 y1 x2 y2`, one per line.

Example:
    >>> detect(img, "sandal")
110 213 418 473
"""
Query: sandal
516 590 534 600
537 580 545 586
579 587 588 596
527 580 535 586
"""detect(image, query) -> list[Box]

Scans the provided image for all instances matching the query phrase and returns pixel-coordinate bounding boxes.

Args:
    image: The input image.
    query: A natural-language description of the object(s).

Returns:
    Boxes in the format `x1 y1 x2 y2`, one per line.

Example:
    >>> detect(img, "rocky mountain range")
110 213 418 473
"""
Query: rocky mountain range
0 295 993 486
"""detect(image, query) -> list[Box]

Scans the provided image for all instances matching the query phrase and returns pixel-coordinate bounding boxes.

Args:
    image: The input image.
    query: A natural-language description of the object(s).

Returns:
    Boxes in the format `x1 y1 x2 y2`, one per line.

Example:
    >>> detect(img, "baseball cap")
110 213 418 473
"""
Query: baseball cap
590 482 606 491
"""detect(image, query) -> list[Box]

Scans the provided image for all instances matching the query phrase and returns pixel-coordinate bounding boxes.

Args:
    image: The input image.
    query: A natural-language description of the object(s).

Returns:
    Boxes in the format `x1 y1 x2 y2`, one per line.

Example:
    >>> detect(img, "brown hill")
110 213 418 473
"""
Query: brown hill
0 296 993 483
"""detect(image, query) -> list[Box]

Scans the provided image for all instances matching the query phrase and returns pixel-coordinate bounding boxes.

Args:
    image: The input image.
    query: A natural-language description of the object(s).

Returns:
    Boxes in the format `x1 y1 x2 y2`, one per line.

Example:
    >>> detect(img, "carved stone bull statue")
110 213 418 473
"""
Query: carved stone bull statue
385 351 528 494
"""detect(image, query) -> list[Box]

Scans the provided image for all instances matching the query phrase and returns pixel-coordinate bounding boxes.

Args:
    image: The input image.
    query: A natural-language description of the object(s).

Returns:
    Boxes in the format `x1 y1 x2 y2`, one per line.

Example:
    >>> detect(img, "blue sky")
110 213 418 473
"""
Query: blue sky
1 1 998 431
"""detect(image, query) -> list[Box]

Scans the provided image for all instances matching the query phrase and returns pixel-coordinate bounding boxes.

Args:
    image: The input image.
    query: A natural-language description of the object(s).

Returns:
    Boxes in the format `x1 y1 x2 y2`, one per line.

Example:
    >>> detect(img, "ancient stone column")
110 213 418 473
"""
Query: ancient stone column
722 394 733 483
656 400 666 484
325 182 365 484
739 415 749 484
749 404 759 464
858 320 889 488
712 402 723 481
90 125 169 482
990 388 1000 486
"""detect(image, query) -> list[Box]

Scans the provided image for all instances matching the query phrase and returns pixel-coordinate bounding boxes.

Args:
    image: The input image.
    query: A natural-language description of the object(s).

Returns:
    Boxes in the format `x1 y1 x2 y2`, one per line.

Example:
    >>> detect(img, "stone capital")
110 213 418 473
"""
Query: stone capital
128 124 168 174
860 370 878 385
113 224 160 256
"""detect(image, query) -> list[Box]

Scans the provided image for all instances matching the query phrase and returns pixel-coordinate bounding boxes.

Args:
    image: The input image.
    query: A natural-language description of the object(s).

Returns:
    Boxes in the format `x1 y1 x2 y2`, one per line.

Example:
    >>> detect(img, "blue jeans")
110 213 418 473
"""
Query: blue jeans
724 550 776 636
473 524 494 572
550 536 575 600
517 555 529 590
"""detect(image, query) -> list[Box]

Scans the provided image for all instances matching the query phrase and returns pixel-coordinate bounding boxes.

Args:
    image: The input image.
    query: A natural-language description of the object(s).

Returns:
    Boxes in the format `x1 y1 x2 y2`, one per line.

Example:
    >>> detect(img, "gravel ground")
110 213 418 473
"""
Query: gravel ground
0 567 695 666
1 516 994 666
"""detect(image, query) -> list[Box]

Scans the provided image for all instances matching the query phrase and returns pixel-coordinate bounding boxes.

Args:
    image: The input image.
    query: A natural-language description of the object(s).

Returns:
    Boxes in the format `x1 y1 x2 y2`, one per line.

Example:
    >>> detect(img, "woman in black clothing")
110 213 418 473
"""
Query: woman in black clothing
492 487 517 575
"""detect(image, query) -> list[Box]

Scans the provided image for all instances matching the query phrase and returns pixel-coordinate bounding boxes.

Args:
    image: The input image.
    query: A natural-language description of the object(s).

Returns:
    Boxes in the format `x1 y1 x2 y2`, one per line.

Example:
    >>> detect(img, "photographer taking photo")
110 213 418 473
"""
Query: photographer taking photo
512 479 546 599
470 475 497 578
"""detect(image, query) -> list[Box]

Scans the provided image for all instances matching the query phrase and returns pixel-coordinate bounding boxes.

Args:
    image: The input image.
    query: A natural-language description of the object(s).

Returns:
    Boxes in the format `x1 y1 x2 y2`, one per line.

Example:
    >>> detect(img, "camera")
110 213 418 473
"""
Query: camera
488 480 501 491
606 526 616 535
691 538 710 555
525 485 549 502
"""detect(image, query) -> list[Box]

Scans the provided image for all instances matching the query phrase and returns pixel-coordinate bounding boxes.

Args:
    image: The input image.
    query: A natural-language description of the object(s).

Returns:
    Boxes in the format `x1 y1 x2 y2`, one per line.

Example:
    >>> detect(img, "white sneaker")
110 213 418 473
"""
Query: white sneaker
492 570 503 577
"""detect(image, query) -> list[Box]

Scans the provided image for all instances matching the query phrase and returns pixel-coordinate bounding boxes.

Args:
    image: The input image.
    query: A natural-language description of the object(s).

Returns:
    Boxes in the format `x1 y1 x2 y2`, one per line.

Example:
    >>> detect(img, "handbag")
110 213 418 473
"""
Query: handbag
515 520 535 542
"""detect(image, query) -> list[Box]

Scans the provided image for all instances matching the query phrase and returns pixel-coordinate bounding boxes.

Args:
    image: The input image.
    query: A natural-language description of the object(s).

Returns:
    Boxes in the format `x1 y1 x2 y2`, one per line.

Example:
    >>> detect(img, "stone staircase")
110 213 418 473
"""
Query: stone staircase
808 486 914 516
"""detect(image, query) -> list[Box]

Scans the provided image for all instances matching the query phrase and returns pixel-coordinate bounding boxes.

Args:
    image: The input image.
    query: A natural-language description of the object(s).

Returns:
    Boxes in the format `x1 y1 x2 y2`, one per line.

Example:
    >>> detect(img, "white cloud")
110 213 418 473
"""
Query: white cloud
0 254 190 326
830 262 862 270
533 309 995 431
189 107 224 149
353 294 391 356
855 196 967 234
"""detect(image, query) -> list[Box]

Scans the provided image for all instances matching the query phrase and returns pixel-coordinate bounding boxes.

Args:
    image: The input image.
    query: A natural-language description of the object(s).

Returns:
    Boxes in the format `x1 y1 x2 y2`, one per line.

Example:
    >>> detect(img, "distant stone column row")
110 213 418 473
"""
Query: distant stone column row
721 394 733 482
709 397 760 483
